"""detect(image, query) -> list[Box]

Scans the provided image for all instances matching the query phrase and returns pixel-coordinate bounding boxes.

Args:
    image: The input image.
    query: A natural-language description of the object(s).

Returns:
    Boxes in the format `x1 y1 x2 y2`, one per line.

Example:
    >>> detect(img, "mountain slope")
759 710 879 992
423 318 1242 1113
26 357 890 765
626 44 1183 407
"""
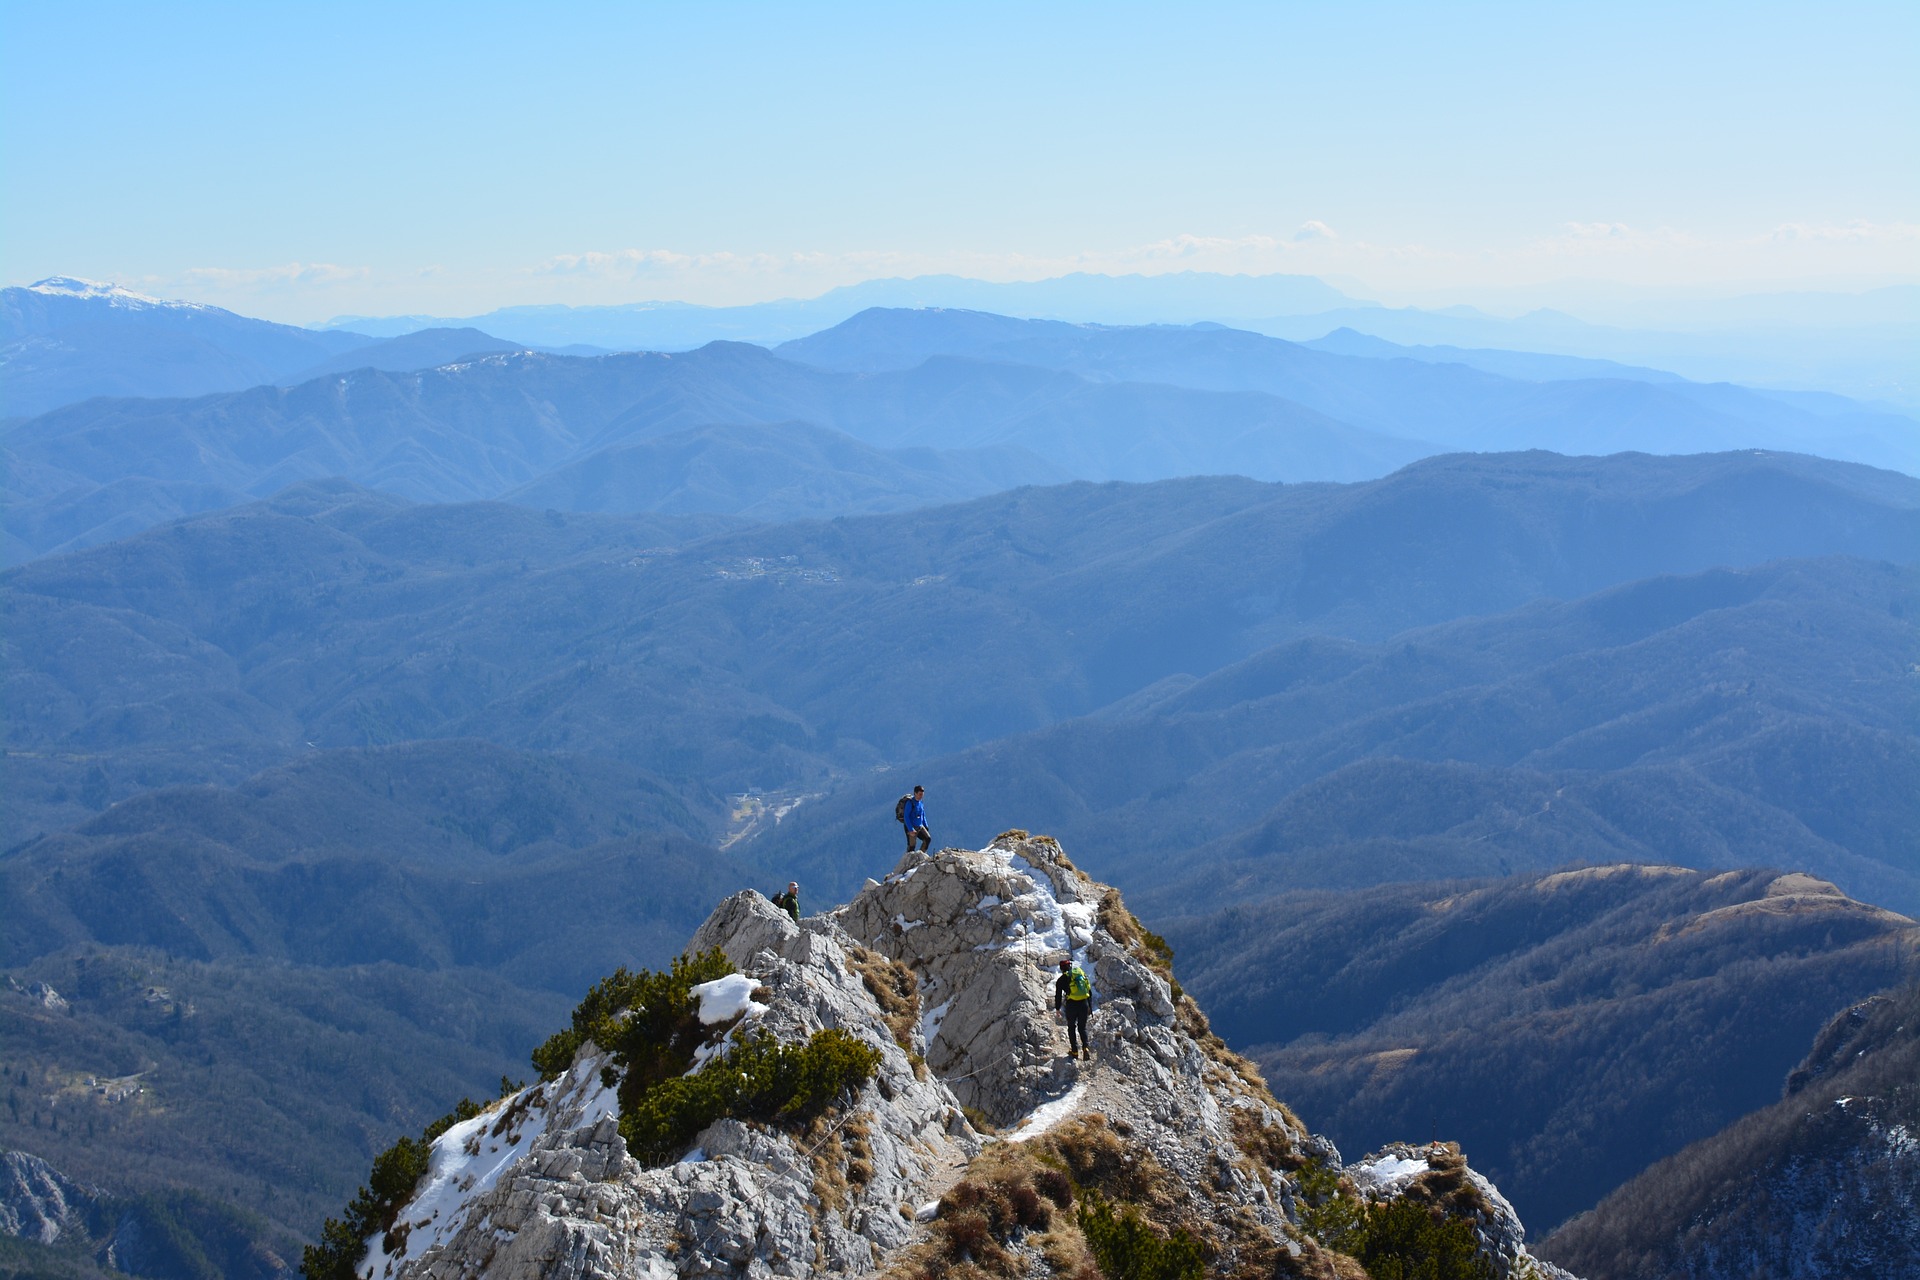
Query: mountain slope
6 453 1913 855
0 278 370 417
1 950 567 1269
7 452 1912 871
503 420 1067 519
1538 984 1920 1278
1 739 747 995
1 341 1427 562
277 327 522 382
1161 867 1919 1235
766 554 1920 913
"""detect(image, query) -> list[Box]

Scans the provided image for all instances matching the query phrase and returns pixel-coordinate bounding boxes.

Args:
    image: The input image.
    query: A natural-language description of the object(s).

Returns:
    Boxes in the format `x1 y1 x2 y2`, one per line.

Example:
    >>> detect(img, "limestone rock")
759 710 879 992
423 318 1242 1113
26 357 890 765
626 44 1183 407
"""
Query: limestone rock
359 834 1578 1280
1348 1142 1576 1280
362 890 977 1280
0 1149 96 1246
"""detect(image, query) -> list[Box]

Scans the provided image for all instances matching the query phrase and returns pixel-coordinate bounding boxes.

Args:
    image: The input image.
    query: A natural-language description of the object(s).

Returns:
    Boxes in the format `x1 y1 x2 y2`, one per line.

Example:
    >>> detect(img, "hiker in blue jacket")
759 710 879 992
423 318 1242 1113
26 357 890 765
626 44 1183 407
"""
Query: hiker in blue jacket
902 785 931 853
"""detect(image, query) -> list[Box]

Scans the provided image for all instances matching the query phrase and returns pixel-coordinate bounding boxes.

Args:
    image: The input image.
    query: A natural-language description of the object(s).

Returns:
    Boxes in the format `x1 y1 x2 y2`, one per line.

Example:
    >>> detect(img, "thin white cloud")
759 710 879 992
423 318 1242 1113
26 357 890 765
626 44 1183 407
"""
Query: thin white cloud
160 261 373 290
1761 219 1920 244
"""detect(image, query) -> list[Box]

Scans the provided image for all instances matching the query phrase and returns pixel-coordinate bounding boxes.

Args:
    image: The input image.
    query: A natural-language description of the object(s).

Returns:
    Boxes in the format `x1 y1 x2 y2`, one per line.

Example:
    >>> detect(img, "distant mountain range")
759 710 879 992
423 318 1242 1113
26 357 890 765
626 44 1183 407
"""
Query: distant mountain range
777 308 1918 472
0 277 603 421
312 270 1365 346
7 290 1916 565
1 330 1434 565
1 277 371 417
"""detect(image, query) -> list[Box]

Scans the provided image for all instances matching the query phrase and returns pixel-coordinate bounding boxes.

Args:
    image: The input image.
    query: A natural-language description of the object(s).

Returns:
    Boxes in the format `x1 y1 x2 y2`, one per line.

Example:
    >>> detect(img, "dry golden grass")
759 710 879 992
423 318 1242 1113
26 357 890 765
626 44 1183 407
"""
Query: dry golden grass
1399 1143 1494 1220
847 945 921 1052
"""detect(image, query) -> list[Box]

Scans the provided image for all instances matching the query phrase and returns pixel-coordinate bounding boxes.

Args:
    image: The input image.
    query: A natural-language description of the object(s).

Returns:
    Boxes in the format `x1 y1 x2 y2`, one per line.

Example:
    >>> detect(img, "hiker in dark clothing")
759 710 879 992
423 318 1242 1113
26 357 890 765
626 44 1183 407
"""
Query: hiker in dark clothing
1055 957 1092 1059
771 881 800 922
902 786 931 853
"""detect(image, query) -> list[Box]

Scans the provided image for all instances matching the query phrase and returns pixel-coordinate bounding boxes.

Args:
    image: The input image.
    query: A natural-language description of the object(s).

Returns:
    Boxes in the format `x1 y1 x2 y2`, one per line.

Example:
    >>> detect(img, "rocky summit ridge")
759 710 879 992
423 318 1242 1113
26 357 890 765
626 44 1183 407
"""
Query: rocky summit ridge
350 833 1574 1280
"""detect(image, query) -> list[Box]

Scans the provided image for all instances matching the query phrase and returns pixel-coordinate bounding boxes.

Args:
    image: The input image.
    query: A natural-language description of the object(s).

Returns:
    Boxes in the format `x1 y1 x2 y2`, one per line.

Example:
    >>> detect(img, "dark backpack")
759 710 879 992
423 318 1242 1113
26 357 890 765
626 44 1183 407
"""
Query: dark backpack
894 794 911 823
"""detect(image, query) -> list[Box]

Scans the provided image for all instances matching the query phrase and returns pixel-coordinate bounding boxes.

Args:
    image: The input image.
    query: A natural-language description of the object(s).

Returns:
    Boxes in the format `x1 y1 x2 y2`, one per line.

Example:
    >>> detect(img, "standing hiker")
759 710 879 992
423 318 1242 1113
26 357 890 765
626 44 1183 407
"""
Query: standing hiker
1055 956 1093 1059
898 785 931 853
771 881 800 922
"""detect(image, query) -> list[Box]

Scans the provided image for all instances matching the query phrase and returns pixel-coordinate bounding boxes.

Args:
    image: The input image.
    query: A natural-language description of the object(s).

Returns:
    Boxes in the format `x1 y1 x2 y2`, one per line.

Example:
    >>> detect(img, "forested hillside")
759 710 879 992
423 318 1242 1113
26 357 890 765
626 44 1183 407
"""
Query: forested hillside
1539 983 1920 1277
1162 867 1917 1233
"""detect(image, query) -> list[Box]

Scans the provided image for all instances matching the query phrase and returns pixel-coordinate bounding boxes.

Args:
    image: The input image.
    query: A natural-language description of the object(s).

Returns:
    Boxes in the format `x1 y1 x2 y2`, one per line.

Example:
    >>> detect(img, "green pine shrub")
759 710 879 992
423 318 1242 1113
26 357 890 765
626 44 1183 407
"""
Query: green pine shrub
624 1028 882 1165
529 948 733 1088
1296 1158 1495 1280
306 950 880 1274
1341 1198 1495 1280
1075 1192 1204 1280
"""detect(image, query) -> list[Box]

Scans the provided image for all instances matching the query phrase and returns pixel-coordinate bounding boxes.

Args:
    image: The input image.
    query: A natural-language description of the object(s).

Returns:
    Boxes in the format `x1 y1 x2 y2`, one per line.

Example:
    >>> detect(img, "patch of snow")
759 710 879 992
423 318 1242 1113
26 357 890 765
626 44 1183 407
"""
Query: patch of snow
679 1147 706 1164
921 998 953 1048
1011 1082 1089 1142
360 1097 546 1278
26 276 197 310
915 1200 941 1222
359 1056 621 1279
1349 1153 1430 1197
692 974 765 1025
993 847 1088 967
973 895 1002 910
893 914 925 933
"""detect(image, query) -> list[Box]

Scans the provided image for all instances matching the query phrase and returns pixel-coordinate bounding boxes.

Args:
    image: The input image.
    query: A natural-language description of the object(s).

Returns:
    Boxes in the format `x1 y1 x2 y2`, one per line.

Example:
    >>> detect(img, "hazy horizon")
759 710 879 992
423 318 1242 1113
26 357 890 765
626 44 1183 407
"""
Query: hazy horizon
4 2 1914 324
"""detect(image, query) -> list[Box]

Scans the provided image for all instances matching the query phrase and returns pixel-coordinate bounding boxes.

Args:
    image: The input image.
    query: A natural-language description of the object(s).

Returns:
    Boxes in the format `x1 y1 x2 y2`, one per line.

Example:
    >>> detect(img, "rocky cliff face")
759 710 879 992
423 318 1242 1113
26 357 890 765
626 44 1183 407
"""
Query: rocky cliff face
354 833 1573 1280
1 1148 95 1245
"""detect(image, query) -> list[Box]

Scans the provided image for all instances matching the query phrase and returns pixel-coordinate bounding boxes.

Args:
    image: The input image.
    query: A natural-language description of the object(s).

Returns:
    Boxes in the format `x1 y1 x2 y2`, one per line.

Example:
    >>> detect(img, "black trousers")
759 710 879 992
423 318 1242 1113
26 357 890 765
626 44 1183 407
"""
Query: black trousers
1063 998 1091 1052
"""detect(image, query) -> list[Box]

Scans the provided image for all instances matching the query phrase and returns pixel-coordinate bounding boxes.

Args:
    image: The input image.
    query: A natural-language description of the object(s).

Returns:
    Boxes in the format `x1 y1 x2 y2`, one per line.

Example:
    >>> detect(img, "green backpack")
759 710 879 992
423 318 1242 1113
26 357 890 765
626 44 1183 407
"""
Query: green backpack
1067 963 1091 1001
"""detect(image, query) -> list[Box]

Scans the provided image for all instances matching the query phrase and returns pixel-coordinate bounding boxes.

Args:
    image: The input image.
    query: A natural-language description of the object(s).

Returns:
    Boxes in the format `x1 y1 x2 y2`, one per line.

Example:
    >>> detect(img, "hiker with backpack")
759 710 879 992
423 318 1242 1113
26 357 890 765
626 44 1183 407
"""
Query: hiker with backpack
897 785 931 853
1055 956 1093 1059
771 881 801 922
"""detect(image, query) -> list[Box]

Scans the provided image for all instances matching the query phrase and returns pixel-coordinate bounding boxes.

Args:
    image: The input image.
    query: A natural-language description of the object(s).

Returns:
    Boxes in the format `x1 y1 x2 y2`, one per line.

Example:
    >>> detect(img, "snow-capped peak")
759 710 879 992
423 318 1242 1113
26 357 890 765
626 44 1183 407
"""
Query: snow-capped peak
25 276 197 310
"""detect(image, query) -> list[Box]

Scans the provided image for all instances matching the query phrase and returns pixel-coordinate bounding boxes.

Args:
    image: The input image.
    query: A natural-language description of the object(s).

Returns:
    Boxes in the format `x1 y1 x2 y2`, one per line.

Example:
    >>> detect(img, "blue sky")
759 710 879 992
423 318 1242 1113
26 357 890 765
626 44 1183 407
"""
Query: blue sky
3 1 1914 321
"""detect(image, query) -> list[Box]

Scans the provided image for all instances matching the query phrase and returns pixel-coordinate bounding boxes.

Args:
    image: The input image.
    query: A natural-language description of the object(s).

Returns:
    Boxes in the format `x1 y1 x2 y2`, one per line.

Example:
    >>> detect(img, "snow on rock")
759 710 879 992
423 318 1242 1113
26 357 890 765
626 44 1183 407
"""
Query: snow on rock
1349 1152 1431 1196
1347 1142 1573 1280
366 888 979 1280
837 833 1134 1125
690 973 764 1025
25 276 197 310
358 835 1578 1280
1009 1081 1088 1142
360 1058 622 1280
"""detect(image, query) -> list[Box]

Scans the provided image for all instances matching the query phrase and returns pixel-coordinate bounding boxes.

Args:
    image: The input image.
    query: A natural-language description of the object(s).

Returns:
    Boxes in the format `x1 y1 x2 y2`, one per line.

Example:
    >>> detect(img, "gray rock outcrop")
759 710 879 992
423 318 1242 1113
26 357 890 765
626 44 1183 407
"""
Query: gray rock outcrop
0 1149 96 1245
359 832 1575 1280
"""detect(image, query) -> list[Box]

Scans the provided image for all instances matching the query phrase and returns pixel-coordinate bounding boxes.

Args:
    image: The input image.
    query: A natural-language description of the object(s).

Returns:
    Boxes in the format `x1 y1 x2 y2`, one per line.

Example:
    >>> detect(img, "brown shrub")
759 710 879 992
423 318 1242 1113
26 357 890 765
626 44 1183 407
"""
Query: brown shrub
847 1116 875 1188
1400 1142 1493 1220
1033 1167 1074 1207
1229 1106 1300 1173
804 1116 850 1217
